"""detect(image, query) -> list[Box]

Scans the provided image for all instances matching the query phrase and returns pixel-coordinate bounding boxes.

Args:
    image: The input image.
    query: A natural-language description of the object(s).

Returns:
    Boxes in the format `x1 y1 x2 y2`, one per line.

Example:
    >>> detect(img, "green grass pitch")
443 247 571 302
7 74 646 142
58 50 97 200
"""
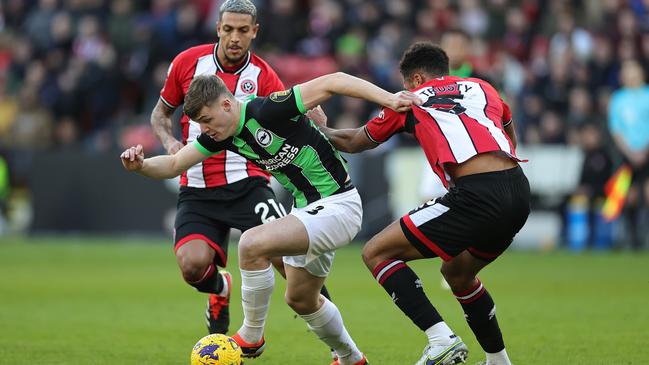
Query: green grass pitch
1 236 648 364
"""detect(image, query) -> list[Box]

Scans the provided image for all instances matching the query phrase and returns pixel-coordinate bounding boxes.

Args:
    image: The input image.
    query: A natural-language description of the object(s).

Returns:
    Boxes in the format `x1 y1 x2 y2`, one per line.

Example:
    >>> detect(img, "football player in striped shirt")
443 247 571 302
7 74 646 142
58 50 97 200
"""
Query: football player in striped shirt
312 42 530 365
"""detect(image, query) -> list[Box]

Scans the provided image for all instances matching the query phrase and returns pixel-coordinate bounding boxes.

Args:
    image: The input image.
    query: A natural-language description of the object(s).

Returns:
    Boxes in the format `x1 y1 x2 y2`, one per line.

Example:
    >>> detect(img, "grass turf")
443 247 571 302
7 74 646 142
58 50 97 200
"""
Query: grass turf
0 236 648 365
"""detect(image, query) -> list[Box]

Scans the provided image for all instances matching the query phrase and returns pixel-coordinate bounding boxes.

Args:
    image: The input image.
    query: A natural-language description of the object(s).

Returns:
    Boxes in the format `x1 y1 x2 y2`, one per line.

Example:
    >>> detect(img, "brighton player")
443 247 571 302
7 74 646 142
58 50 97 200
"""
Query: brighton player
121 72 417 365
150 0 333 336
312 42 529 365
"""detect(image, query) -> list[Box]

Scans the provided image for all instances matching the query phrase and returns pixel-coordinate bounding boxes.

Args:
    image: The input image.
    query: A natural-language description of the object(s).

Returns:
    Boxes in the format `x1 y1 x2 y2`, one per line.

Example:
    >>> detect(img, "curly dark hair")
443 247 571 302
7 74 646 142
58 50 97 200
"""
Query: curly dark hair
399 42 450 79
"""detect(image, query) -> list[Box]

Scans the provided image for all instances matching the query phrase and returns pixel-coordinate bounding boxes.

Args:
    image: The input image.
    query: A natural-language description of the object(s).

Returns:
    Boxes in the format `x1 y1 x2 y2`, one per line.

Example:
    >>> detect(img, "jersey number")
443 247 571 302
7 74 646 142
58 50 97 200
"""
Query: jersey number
255 199 287 224
422 95 466 115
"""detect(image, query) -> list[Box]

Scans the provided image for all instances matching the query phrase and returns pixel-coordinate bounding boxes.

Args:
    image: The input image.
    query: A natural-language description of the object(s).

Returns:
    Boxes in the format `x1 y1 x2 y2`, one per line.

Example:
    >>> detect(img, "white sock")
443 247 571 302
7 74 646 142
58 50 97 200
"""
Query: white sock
300 297 363 365
425 322 456 346
486 348 512 365
238 265 274 344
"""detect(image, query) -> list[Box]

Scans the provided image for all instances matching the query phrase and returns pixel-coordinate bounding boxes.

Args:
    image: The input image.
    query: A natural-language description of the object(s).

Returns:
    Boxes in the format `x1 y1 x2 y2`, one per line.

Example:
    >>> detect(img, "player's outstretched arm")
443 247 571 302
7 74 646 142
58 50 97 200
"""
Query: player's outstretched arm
322 126 376 153
120 143 206 179
297 72 420 113
306 106 376 154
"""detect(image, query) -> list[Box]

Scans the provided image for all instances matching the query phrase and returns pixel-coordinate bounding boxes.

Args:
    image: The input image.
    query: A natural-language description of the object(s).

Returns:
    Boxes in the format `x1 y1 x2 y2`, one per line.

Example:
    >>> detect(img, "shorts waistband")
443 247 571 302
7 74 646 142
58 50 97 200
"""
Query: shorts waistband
455 165 524 186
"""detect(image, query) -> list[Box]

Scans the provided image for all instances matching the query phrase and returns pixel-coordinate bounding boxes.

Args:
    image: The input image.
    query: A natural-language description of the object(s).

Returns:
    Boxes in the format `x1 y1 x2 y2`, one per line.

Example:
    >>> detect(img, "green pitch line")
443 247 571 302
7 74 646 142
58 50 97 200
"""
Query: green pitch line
0 236 648 364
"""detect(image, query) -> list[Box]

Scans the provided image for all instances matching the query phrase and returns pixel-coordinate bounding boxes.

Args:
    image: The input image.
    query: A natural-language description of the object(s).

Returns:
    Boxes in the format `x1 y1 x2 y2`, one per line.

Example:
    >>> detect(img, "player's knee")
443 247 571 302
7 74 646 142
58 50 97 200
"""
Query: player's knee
238 230 266 260
361 239 385 271
177 251 212 283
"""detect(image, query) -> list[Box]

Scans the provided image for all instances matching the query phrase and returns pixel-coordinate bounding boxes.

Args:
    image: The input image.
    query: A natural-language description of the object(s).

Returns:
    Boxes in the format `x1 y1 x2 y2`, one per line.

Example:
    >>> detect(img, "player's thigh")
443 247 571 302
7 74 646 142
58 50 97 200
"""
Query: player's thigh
174 200 231 267
239 214 310 258
289 189 363 257
362 220 425 270
282 189 362 277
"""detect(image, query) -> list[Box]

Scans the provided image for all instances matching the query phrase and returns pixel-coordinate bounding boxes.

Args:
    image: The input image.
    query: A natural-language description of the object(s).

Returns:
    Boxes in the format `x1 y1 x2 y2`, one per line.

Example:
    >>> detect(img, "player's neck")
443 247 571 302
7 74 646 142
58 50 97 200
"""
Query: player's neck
229 100 244 137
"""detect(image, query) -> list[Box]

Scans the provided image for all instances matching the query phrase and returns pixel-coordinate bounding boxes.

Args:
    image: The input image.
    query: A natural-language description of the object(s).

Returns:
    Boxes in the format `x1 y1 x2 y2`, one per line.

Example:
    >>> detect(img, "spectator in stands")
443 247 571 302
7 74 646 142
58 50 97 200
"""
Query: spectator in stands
574 122 614 248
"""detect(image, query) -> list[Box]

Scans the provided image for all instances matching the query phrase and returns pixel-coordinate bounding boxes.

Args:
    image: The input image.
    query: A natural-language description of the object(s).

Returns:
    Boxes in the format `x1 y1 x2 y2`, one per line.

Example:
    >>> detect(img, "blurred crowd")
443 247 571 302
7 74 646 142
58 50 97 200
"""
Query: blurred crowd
0 0 648 246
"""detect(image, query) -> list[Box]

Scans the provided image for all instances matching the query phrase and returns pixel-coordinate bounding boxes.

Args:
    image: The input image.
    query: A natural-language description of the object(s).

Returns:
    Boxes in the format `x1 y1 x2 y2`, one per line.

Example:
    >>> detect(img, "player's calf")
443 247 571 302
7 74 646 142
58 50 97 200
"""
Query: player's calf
452 279 511 365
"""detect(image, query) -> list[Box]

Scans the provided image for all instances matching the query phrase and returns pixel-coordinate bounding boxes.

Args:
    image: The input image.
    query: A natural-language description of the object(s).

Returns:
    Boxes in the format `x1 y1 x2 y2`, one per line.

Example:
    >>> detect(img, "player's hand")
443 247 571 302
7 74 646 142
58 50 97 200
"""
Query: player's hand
165 139 184 155
388 91 422 112
120 144 144 171
306 105 328 127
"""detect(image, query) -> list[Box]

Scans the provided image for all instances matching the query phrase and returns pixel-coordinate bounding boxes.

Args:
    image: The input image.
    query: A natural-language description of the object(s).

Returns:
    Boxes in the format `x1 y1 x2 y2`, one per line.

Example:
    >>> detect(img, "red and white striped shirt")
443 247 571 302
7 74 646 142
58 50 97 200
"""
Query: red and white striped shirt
364 76 520 188
160 43 285 188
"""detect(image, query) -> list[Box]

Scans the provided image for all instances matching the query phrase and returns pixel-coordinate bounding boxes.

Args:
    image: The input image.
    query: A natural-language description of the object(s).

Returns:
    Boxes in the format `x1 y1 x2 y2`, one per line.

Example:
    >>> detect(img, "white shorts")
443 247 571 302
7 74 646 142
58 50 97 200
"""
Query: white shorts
283 188 363 277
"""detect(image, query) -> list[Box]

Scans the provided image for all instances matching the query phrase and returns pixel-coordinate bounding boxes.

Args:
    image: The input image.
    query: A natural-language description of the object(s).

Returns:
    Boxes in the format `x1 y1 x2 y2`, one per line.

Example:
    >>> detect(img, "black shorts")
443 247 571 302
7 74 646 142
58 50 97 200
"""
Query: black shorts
174 177 286 267
400 166 530 262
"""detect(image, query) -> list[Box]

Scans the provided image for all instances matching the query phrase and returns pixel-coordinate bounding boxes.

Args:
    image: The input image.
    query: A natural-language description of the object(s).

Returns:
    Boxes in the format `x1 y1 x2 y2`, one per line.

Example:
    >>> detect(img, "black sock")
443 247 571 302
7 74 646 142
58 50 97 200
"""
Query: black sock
454 279 505 353
372 259 443 331
188 264 224 294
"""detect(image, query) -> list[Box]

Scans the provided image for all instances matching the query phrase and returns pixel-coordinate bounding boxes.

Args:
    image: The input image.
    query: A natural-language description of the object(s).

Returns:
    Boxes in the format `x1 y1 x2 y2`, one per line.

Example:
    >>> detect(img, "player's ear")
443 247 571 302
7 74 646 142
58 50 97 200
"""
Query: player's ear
412 73 424 87
216 22 222 37
222 97 231 111
251 23 259 39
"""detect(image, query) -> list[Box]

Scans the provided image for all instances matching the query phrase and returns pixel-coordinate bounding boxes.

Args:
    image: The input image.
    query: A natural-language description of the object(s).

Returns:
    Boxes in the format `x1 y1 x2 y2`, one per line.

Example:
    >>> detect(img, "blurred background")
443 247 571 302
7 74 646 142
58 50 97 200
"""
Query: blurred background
0 0 648 252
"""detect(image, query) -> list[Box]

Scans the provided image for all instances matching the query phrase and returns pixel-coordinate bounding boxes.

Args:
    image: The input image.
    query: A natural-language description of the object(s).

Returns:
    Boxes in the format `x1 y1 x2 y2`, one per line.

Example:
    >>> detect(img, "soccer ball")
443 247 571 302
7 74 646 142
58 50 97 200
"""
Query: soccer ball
190 334 243 365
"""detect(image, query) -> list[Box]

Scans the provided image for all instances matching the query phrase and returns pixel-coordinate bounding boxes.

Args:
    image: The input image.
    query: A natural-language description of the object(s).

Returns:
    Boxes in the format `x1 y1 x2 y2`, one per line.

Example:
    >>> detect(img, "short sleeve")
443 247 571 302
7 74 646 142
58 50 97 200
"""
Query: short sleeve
363 107 408 143
256 86 305 121
194 135 223 155
502 101 512 124
258 67 286 96
160 56 187 109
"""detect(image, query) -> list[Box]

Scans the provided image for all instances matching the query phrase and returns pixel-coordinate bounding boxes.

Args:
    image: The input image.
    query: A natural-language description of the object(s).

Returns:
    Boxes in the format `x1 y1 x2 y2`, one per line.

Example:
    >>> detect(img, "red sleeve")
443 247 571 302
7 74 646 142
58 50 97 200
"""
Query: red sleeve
259 70 285 96
363 107 407 143
257 61 285 96
502 101 512 124
160 52 193 108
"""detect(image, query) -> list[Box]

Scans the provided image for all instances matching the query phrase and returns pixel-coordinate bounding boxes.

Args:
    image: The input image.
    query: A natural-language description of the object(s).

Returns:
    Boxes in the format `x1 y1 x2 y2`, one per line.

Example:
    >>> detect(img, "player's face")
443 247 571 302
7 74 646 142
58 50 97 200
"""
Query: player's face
216 12 259 66
196 98 237 141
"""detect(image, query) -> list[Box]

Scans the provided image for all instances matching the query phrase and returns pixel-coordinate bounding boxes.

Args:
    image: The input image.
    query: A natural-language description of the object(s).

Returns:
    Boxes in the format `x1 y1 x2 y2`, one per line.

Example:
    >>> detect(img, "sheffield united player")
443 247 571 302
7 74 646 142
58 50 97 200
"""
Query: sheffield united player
150 0 335 336
313 43 530 365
